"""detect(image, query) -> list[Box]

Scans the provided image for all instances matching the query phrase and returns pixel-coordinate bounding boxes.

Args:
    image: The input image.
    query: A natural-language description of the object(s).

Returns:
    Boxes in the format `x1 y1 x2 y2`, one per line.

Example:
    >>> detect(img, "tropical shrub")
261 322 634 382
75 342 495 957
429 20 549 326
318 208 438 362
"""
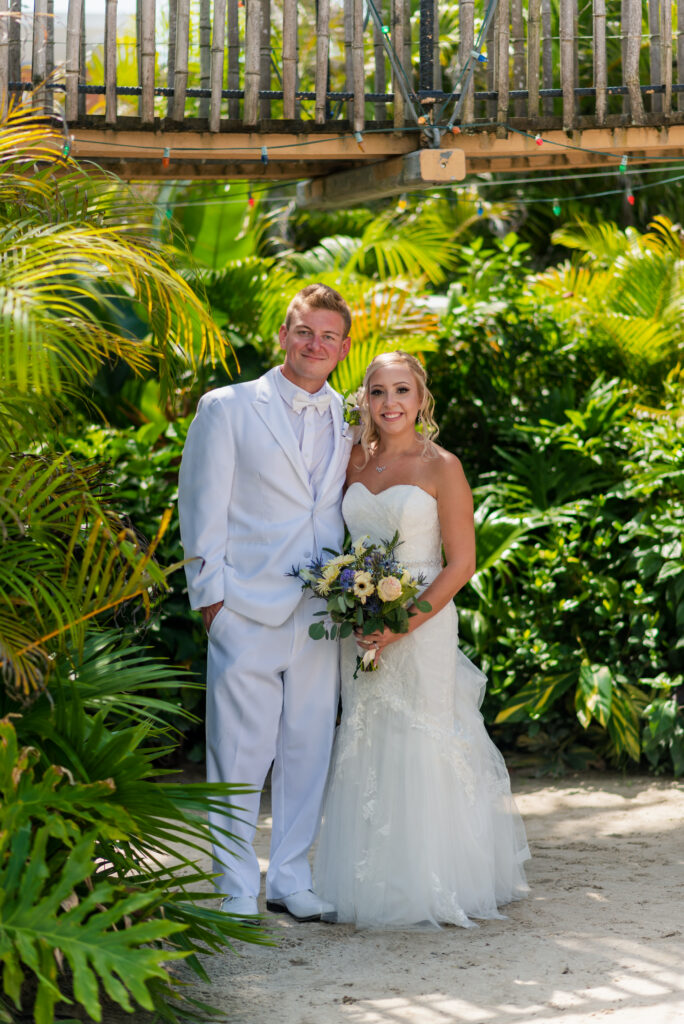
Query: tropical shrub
0 106 267 1023
459 378 684 774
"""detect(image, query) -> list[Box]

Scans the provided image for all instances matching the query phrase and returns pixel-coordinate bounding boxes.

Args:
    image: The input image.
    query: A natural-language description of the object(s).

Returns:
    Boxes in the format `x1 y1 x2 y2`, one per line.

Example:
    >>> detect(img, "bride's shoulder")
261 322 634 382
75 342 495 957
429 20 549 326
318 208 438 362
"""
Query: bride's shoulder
427 444 471 493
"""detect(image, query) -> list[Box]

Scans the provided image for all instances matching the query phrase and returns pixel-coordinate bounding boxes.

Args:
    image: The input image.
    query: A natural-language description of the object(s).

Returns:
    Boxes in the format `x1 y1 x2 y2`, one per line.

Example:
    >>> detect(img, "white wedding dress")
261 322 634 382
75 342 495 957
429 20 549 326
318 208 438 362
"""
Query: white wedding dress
314 483 530 929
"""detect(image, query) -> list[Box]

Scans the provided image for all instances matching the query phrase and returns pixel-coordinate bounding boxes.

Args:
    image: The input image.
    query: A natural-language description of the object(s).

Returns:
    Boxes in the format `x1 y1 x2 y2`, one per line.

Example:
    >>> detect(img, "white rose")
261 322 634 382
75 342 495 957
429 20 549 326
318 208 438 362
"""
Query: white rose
377 576 403 602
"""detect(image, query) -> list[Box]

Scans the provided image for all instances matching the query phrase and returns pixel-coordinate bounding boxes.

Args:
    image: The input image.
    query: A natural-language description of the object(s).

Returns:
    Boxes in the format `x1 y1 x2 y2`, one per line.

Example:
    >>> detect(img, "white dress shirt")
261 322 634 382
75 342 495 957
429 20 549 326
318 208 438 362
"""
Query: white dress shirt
275 368 335 499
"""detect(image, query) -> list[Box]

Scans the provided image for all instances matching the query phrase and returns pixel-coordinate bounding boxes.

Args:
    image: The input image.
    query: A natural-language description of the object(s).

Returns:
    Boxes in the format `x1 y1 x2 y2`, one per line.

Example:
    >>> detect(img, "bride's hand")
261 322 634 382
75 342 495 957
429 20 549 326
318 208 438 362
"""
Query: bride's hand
355 626 400 657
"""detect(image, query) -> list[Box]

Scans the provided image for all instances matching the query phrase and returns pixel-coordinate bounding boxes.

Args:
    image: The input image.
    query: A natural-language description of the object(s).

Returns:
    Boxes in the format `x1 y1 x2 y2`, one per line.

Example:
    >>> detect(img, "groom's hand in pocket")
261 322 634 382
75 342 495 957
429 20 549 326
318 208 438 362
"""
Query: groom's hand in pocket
201 601 224 633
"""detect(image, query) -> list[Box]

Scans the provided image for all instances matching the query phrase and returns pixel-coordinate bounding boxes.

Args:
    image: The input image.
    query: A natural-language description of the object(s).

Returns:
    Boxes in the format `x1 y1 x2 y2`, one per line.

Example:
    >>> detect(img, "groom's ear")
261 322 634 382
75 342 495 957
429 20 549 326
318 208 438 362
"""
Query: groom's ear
278 324 288 349
338 336 351 362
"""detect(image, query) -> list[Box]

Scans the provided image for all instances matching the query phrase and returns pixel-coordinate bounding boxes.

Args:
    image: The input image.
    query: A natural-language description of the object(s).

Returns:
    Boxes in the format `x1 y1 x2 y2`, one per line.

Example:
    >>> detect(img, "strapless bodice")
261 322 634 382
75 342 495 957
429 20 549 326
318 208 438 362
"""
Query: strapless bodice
342 482 443 577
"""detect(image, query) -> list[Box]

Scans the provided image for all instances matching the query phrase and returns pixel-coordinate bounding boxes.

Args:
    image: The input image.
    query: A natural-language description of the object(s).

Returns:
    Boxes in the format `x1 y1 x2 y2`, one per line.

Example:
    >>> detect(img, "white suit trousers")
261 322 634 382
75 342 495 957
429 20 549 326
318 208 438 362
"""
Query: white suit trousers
205 594 340 900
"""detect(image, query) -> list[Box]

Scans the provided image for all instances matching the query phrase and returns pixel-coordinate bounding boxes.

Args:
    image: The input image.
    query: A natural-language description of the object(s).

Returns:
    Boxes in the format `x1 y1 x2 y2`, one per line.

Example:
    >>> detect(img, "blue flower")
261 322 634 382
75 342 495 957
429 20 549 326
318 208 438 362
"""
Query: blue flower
339 568 355 590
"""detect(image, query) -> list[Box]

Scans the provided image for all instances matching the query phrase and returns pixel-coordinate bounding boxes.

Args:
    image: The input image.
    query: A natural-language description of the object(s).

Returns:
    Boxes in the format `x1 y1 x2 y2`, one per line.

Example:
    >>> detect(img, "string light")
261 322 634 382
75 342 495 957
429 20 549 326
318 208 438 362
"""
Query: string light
535 134 543 146
162 147 170 169
552 199 561 216
397 197 407 212
62 134 73 157
247 189 255 208
261 145 268 166
451 126 461 135
626 190 635 206
477 201 484 216
354 130 364 150
619 154 628 174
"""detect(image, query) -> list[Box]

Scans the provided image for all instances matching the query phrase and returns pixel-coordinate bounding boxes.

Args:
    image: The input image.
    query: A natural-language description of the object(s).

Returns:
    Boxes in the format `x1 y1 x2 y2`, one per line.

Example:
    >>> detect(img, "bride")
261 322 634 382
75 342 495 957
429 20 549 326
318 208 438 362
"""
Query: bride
314 352 530 929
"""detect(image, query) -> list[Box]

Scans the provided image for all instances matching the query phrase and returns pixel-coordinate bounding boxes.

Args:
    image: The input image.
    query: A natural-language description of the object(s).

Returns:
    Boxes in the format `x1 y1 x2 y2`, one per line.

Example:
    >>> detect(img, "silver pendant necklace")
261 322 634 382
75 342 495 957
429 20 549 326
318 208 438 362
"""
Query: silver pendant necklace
376 464 387 473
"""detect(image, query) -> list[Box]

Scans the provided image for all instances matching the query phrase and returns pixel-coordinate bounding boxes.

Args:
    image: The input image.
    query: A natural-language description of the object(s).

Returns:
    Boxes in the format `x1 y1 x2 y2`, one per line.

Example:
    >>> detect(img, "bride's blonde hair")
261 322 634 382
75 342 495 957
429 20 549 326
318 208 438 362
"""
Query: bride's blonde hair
357 352 439 466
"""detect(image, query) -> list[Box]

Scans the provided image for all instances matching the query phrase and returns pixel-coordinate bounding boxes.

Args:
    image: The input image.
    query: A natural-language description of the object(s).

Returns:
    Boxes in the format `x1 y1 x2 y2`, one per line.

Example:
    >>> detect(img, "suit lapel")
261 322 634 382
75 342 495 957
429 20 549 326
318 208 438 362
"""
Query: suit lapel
252 368 312 492
318 391 351 500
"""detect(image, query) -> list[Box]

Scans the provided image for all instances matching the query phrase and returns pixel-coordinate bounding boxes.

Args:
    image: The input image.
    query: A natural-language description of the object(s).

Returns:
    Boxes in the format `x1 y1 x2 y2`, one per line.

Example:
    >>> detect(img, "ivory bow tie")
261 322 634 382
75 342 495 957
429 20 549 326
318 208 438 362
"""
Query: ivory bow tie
291 392 331 414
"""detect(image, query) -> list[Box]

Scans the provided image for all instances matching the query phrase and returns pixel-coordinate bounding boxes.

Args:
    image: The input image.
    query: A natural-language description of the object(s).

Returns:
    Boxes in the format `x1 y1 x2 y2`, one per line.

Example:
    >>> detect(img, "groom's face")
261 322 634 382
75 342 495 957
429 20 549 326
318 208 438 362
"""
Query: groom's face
279 306 351 393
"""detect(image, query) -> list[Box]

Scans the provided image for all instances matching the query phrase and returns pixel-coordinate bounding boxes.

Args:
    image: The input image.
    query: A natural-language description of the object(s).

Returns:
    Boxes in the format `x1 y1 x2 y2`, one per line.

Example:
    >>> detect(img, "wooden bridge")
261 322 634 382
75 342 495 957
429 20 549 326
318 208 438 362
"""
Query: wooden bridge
3 0 684 205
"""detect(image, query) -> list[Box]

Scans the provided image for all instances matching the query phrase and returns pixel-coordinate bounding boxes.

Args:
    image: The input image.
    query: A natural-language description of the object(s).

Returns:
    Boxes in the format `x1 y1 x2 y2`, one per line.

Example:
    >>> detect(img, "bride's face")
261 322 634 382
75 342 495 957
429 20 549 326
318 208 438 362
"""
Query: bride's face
367 363 422 436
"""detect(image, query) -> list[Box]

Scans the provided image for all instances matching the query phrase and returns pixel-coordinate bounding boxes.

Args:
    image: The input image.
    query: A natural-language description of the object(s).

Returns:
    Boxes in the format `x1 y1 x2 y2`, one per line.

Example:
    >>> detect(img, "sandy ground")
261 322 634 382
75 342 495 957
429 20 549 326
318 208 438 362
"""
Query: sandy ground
183 773 684 1024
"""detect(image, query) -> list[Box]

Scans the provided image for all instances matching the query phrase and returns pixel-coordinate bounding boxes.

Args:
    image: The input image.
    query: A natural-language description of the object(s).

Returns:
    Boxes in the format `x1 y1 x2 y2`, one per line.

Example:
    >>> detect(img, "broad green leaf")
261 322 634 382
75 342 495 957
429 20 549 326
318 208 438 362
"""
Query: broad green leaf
495 672 577 724
577 663 613 728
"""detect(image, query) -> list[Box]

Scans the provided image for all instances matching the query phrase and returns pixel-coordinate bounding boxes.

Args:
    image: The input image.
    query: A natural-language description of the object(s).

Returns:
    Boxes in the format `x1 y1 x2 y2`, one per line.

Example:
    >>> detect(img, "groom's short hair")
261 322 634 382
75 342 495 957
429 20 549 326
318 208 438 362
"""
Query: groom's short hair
285 283 352 338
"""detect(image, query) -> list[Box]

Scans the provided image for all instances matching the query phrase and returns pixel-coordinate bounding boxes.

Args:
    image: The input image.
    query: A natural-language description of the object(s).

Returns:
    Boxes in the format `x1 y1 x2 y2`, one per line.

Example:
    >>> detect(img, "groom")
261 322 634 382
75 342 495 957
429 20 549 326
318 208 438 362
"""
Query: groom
178 284 352 922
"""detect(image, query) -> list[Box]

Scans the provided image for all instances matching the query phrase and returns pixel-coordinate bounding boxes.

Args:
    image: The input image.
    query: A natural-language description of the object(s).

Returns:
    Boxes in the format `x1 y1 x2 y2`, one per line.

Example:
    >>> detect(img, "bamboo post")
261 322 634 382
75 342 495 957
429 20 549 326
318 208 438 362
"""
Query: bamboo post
315 0 330 124
433 0 441 92
373 0 386 121
352 0 364 133
572 0 579 104
486 5 496 119
227 0 239 119
0 0 8 118
65 0 82 121
662 0 672 114
9 0 19 87
392 0 406 127
593 0 607 124
527 0 541 118
282 0 296 119
344 0 353 122
511 0 525 118
173 0 190 121
559 0 575 129
166 0 177 117
623 0 645 123
32 0 48 109
46 0 54 113
459 0 474 124
244 0 261 125
210 0 226 130
78 0 85 117
419 0 434 95
105 0 118 124
259 0 270 120
541 0 552 115
648 0 661 113
495 0 509 134
678 0 684 111
620 0 627 114
200 0 211 118
403 0 411 86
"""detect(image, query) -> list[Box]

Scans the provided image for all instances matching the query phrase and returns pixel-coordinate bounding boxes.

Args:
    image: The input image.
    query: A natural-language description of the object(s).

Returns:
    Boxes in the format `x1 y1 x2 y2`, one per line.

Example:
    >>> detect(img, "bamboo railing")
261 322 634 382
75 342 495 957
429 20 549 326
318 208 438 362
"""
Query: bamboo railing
3 0 684 133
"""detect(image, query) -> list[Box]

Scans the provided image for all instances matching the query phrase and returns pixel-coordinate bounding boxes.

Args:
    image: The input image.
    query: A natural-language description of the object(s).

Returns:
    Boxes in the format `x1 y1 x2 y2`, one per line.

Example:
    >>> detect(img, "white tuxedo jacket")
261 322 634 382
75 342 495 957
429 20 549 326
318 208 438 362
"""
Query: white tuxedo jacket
178 367 352 626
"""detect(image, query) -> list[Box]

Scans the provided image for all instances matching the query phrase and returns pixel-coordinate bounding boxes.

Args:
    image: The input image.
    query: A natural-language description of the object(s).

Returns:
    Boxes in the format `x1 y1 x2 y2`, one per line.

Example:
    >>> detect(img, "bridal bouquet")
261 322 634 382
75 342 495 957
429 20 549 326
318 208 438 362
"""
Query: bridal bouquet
291 532 431 677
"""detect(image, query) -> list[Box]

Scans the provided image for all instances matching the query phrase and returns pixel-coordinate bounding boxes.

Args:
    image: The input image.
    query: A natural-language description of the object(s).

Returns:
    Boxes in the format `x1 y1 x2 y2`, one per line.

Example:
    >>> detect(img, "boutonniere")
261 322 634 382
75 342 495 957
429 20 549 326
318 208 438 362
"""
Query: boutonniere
342 389 363 444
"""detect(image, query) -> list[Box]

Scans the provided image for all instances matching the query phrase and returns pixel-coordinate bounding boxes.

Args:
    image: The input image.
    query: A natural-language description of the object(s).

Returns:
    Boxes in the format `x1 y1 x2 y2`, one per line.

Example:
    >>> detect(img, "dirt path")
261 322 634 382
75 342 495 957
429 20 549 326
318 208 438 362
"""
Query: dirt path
187 773 684 1024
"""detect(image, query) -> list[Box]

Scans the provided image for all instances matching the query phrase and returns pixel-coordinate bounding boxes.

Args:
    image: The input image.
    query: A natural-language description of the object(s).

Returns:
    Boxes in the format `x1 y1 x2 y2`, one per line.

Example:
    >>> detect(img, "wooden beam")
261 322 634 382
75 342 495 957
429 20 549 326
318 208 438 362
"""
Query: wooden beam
297 149 466 208
62 124 684 180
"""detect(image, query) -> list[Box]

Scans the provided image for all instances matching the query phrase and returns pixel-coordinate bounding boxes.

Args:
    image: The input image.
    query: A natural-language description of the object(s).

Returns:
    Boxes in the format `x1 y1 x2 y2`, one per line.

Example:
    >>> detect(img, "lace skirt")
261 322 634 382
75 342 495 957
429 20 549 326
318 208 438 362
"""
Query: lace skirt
314 602 530 929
